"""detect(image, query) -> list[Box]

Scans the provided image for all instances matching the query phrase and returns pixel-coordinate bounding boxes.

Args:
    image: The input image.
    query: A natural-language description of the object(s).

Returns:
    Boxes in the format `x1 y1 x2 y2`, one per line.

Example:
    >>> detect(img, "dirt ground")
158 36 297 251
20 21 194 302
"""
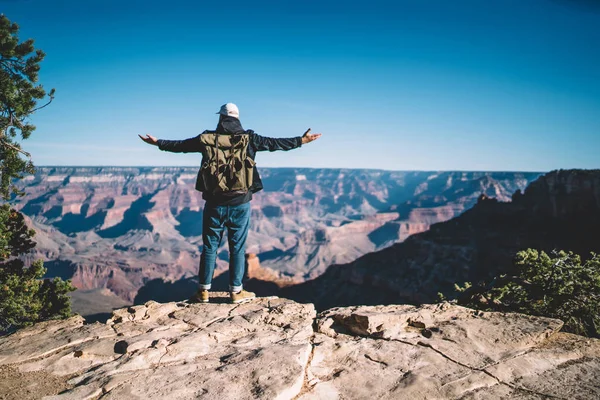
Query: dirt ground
0 365 72 400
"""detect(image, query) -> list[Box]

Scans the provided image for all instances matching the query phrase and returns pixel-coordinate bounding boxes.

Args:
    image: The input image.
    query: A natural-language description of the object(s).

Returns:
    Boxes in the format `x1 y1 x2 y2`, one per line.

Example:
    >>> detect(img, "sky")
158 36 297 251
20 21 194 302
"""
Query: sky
2 0 599 171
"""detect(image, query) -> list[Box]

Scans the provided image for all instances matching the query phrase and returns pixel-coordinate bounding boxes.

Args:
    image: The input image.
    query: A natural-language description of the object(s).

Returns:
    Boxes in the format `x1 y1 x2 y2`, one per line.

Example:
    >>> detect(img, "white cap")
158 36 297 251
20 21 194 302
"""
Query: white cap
217 103 240 119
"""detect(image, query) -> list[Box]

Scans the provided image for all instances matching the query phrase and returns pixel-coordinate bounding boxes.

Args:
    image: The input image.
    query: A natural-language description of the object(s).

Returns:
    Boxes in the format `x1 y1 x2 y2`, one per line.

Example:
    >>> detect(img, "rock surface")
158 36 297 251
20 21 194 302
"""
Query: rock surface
1 297 599 399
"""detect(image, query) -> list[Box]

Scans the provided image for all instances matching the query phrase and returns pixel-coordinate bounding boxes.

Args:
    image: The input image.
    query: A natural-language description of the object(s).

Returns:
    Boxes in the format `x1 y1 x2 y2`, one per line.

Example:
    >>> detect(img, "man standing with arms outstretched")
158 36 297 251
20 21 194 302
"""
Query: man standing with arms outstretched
139 103 321 303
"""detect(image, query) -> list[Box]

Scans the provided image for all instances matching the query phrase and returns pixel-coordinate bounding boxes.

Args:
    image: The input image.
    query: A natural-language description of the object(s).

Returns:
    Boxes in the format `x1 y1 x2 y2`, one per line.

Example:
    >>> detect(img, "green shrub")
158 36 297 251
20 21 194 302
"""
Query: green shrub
0 205 75 333
449 249 600 338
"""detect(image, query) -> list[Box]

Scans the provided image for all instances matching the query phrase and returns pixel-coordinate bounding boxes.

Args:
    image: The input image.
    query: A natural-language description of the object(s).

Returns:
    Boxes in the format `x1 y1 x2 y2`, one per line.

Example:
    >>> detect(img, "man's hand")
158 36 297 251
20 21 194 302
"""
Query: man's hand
138 134 158 146
301 128 322 145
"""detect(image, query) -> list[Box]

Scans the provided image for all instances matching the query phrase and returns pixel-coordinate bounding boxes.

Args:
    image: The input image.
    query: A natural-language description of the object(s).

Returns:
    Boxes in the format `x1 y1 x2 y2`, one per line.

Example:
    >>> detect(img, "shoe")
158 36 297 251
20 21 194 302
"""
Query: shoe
230 289 256 304
190 289 209 303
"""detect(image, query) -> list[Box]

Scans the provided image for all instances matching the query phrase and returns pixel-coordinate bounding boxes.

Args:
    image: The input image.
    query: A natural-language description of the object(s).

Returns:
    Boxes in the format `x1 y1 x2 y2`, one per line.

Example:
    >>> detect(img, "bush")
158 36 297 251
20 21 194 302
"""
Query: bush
449 249 600 338
0 205 75 333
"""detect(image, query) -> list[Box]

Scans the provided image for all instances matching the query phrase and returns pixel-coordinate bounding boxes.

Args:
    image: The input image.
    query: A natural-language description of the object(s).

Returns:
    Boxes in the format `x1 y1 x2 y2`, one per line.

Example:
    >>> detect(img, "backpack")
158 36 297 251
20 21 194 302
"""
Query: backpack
198 131 255 196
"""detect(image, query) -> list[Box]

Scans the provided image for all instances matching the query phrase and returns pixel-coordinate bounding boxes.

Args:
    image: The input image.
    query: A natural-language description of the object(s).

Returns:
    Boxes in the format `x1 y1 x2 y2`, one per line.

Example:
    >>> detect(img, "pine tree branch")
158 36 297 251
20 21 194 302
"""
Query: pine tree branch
0 137 31 158
0 112 31 158
30 91 54 113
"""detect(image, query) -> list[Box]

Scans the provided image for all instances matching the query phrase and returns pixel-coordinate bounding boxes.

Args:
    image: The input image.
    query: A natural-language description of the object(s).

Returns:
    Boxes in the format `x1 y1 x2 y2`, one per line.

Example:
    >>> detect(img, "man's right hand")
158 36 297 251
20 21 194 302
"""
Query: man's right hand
139 134 158 146
301 128 322 145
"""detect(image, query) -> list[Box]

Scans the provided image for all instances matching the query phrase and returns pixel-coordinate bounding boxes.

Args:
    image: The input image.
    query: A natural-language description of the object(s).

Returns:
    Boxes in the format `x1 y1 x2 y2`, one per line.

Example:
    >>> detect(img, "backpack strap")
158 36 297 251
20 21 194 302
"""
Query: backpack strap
215 132 219 184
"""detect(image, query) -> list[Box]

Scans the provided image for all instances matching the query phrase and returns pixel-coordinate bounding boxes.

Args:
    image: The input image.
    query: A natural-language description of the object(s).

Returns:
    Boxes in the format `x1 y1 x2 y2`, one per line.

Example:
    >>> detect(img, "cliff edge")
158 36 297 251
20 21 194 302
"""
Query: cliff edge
1 295 599 399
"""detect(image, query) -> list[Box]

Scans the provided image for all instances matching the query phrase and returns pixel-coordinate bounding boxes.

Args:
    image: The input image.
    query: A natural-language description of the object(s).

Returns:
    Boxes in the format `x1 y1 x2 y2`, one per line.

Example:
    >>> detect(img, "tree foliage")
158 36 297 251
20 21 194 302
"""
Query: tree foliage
449 249 600 338
1 14 55 199
0 14 74 333
0 205 74 331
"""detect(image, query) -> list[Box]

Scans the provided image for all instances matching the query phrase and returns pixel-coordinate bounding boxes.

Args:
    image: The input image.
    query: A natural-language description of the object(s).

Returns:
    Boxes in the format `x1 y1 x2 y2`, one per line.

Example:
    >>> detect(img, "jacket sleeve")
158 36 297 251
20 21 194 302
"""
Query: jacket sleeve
251 132 303 152
157 134 203 153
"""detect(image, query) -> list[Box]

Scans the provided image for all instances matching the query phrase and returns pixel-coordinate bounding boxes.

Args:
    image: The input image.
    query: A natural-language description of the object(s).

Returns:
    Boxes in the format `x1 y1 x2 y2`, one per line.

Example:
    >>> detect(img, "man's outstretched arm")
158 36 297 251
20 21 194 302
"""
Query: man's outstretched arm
138 134 202 153
252 128 322 152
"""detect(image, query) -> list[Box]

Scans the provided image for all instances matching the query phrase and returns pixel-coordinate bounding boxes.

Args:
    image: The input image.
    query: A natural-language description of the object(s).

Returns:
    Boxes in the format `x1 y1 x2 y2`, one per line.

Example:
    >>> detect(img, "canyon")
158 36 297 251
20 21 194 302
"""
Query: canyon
3 169 599 399
282 169 600 310
12 167 538 313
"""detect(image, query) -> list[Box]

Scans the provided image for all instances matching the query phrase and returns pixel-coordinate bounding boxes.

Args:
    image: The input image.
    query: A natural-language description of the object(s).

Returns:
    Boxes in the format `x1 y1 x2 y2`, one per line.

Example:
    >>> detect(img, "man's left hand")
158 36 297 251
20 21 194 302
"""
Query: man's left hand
138 134 158 146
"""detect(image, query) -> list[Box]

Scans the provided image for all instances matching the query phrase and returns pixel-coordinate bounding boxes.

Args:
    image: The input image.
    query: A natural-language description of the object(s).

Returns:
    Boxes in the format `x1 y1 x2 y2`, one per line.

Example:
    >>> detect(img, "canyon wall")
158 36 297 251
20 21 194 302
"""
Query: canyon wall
282 169 600 310
13 167 539 307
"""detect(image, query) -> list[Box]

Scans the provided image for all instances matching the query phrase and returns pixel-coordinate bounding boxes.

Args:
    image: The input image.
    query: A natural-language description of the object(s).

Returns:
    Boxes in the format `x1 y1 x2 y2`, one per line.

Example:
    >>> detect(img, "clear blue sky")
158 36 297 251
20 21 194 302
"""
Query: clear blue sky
2 0 599 171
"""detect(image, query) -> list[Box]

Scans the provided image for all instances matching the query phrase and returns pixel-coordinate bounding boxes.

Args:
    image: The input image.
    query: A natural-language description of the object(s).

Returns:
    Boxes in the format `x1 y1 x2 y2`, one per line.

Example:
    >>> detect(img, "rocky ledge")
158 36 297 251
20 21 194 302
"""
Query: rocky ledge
0 295 599 399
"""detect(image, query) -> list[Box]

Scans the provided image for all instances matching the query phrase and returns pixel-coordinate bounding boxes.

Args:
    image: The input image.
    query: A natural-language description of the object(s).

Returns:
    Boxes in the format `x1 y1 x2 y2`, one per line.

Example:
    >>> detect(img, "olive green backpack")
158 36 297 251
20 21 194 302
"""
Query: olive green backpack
198 132 255 196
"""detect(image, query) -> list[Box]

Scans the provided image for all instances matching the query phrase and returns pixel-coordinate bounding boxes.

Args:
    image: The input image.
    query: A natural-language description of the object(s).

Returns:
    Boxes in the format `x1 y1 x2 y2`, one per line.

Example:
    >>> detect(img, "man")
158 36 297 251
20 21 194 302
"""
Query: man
139 103 321 303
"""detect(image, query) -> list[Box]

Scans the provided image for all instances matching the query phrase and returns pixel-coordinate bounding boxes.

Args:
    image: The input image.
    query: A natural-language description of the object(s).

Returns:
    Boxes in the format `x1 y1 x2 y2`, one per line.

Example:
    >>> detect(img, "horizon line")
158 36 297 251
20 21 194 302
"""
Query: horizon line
32 165 551 174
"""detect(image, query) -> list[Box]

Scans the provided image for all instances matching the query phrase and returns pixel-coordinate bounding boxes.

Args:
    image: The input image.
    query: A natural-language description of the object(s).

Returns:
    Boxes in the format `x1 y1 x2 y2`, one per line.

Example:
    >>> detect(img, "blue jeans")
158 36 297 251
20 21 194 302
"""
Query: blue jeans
198 202 250 292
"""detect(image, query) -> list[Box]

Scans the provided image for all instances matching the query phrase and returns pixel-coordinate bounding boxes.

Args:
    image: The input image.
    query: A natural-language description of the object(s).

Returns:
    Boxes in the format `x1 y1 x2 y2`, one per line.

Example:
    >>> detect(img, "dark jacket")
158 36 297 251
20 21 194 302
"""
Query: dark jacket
157 116 302 205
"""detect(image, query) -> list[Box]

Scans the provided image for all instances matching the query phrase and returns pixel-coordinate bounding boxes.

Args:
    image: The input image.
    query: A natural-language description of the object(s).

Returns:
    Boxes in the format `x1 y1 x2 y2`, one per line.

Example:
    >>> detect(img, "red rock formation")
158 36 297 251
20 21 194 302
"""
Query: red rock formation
14 167 539 306
245 253 296 287
282 169 600 311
